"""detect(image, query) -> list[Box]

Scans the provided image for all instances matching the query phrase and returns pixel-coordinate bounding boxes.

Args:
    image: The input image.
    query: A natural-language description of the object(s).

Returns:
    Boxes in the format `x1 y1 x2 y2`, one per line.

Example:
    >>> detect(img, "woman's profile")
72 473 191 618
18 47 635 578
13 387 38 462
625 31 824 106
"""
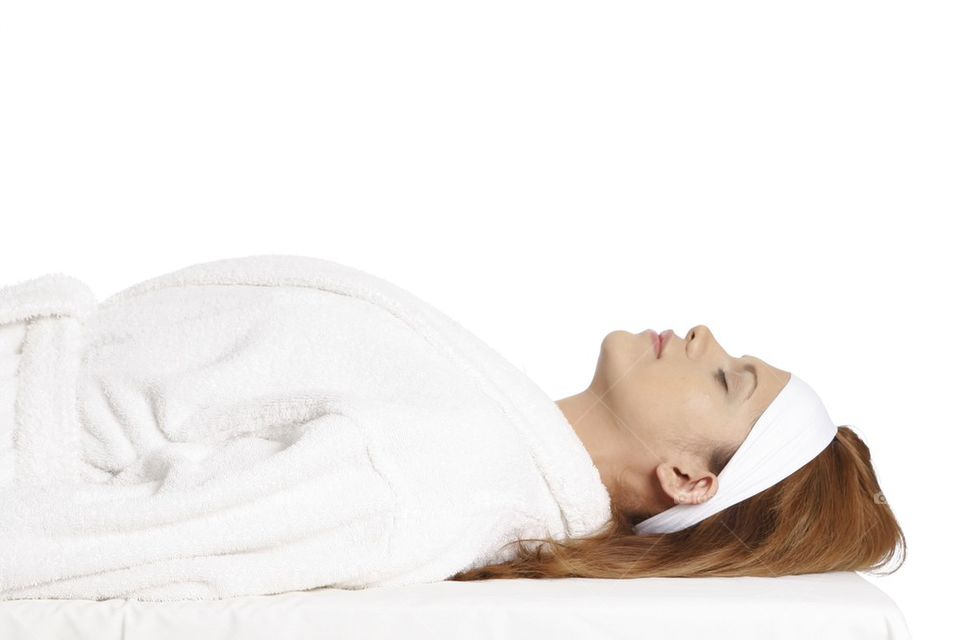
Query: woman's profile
453 326 906 582
0 255 905 600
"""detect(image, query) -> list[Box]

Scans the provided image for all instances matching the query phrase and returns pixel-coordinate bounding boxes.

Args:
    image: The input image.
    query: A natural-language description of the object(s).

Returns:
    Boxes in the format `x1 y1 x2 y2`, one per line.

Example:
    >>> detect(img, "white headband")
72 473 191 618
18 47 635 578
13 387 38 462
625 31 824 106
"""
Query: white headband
632 373 838 535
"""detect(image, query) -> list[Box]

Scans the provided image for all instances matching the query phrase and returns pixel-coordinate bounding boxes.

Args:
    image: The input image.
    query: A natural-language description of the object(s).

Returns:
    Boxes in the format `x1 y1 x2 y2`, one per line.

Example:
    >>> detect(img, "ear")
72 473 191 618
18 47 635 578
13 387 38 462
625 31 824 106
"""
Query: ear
654 459 719 506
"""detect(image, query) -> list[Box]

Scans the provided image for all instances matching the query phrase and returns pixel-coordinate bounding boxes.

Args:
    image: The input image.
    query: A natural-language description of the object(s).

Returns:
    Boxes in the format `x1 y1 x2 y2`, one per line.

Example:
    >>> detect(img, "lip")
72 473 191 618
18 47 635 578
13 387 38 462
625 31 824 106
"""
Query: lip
656 330 674 358
646 330 661 356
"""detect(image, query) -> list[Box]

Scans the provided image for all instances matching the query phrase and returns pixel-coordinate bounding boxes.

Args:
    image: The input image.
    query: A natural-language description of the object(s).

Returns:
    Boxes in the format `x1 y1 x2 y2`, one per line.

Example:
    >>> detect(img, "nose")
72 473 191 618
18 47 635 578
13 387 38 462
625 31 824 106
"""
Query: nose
685 324 714 357
685 324 711 342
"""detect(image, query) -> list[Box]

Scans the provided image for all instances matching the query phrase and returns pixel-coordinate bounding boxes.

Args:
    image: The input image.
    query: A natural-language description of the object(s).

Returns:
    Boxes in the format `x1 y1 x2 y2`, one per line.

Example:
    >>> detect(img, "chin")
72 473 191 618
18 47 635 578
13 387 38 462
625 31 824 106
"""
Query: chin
600 329 636 350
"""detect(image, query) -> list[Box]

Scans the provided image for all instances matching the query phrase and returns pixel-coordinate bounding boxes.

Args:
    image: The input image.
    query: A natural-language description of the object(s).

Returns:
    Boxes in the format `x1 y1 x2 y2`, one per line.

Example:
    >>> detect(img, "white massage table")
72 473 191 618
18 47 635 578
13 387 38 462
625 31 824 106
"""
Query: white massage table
0 571 910 639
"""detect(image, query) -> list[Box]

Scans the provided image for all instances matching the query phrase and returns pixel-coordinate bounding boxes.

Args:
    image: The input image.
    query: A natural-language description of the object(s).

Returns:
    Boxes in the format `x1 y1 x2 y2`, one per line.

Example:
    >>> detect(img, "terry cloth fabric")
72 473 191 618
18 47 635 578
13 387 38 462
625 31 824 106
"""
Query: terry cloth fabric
0 255 612 601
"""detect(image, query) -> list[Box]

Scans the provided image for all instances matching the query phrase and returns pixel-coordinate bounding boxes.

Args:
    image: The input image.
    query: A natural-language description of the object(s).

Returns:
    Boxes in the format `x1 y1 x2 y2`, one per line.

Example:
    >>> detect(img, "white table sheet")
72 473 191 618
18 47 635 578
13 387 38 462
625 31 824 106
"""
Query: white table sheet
0 571 910 639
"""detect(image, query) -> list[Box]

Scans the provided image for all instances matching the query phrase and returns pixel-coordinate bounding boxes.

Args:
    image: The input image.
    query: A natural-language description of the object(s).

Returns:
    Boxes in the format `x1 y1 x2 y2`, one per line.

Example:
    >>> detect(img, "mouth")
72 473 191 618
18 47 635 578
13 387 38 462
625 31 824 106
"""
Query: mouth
656 330 674 358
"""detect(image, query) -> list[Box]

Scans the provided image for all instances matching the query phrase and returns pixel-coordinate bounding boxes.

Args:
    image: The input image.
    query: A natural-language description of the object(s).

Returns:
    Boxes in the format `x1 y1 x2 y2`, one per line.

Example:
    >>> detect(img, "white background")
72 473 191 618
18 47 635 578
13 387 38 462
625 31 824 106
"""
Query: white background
1 2 955 636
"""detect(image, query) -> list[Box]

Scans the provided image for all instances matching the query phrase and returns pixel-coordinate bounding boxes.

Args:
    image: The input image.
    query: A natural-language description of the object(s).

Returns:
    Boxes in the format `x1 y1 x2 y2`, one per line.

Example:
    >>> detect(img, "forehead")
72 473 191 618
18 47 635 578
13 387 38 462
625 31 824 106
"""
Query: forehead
744 355 791 404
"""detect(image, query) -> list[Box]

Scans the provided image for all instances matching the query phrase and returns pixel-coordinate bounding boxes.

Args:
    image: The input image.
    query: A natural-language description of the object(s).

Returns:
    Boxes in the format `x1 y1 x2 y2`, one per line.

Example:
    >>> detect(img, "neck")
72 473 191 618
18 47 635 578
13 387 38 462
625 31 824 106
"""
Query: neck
555 386 666 519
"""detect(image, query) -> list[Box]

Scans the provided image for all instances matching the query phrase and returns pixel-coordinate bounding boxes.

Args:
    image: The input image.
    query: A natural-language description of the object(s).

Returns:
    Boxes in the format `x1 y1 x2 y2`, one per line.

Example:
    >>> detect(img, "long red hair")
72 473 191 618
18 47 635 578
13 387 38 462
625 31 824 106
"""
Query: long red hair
451 425 904 580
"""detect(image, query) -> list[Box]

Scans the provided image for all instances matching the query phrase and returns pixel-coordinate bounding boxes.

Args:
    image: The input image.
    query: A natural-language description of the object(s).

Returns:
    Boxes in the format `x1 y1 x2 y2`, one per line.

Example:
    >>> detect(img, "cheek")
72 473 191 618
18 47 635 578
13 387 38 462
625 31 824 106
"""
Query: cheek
608 375 680 432
676 390 731 436
678 390 716 415
649 372 713 412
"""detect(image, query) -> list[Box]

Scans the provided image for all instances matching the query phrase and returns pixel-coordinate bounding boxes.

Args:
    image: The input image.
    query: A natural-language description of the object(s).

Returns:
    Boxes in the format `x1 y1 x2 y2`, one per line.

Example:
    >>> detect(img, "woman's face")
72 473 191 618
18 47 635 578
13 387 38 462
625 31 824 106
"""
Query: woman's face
589 324 791 461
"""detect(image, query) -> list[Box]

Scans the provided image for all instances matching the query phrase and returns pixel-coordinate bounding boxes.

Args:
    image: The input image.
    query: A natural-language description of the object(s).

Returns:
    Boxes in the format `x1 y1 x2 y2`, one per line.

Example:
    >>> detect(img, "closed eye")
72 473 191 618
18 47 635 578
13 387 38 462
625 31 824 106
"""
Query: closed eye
715 368 728 392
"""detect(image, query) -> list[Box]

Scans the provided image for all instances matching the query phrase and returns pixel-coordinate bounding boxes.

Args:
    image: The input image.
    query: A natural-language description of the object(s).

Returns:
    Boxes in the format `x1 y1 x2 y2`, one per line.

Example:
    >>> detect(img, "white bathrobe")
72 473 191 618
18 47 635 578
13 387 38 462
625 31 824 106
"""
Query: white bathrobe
0 255 611 601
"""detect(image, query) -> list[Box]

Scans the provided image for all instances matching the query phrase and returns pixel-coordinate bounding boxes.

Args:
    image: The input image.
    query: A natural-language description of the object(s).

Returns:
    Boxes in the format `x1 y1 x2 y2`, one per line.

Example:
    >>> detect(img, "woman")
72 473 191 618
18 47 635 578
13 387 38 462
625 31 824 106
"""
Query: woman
452 326 906 581
0 255 904 600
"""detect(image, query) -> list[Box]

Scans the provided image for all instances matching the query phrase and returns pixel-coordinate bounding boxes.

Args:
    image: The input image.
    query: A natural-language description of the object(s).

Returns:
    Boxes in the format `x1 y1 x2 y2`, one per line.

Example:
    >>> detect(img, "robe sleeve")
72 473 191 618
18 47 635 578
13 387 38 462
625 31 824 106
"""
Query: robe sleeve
0 410 398 600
